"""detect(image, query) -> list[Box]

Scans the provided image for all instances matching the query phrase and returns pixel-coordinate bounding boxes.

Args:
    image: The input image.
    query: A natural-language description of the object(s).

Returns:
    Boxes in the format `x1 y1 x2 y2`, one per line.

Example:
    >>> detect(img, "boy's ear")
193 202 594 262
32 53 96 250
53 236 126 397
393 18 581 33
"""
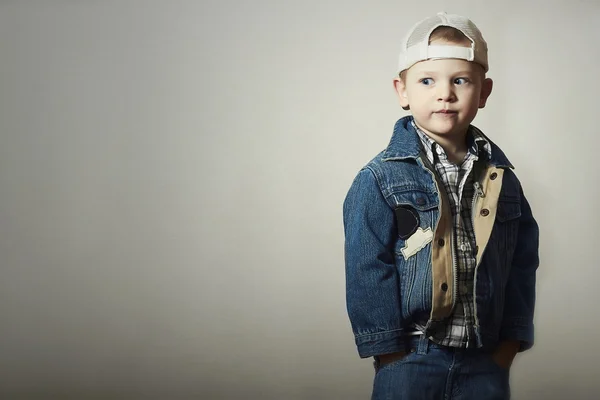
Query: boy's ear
478 78 493 108
393 76 410 111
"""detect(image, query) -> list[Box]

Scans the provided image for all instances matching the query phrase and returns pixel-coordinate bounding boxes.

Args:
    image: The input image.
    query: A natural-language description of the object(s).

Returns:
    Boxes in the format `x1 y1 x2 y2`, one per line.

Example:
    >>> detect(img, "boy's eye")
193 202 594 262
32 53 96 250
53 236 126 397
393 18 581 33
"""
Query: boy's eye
420 78 433 85
454 77 469 85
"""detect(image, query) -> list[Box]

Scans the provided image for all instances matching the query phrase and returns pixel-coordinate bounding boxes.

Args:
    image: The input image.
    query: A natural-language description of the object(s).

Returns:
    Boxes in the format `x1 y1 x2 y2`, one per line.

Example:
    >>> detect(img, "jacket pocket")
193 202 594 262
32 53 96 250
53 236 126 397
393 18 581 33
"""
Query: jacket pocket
496 196 521 222
389 190 438 324
494 197 521 257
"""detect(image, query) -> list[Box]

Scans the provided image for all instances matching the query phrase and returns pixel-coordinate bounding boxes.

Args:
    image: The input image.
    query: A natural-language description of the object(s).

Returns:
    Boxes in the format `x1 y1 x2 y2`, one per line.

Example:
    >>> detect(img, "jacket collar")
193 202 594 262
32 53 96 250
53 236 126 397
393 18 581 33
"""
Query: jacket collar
382 116 514 169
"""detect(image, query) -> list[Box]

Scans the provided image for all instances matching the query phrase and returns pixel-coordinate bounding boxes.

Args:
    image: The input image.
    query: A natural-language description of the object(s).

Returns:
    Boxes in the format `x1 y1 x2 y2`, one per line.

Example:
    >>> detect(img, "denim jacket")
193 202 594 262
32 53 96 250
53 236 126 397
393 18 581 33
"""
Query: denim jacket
343 116 539 358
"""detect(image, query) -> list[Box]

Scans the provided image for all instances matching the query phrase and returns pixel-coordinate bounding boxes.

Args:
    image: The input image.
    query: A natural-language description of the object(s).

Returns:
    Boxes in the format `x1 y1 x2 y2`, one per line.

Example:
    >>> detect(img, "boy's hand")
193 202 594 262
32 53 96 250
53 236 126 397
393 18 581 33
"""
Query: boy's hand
377 351 408 367
491 340 520 370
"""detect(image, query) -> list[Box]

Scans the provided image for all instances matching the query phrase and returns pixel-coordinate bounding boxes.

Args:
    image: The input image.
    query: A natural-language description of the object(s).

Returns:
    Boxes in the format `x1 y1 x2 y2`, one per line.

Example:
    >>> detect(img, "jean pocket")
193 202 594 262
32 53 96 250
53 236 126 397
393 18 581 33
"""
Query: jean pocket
375 352 414 374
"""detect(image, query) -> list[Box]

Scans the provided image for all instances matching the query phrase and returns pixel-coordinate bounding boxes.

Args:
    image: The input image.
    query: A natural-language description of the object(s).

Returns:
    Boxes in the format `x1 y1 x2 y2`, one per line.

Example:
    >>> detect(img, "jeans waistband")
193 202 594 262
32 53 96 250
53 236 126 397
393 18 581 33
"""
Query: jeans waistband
402 334 494 355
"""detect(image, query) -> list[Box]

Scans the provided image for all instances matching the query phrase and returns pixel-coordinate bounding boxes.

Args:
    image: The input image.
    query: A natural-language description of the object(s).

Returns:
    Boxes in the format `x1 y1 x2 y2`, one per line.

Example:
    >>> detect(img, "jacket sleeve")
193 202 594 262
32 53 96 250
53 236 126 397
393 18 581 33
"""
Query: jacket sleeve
499 185 540 351
343 167 405 358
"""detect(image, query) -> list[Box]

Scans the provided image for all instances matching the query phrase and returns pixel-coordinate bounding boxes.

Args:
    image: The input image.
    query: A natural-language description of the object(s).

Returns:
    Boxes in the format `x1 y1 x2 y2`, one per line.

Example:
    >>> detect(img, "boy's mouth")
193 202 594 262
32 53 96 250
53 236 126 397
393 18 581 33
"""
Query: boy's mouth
435 109 457 114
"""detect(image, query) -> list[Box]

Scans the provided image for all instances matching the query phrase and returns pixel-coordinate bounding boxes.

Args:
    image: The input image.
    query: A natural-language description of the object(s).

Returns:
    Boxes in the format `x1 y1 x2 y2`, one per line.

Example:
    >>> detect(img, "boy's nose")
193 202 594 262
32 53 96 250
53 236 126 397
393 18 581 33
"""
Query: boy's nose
436 83 456 102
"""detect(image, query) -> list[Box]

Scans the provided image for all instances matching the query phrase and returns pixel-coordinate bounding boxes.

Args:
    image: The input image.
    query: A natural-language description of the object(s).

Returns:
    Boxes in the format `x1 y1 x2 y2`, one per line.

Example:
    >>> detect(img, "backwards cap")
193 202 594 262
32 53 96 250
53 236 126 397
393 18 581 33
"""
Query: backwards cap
398 12 488 75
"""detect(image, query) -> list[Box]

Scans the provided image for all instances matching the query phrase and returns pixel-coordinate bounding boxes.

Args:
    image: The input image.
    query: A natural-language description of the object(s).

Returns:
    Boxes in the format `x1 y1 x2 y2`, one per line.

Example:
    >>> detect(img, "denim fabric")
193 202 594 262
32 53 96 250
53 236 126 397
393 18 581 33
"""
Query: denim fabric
343 116 540 358
371 336 510 400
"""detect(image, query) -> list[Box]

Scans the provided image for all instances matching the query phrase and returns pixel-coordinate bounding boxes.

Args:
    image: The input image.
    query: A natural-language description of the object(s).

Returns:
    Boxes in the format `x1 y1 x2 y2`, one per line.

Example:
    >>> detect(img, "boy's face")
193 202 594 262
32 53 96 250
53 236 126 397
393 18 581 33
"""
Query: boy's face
394 46 493 141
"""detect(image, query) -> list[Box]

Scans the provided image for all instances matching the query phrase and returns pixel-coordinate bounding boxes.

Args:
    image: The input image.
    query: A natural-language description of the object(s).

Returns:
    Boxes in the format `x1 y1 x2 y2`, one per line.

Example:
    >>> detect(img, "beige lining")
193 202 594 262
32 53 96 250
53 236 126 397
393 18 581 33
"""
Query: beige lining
473 167 504 265
429 177 454 320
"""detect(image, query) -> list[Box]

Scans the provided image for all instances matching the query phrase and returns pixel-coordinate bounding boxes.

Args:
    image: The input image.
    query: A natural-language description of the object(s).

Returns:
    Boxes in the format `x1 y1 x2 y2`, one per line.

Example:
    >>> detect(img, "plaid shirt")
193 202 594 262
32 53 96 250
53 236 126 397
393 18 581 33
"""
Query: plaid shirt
411 121 491 348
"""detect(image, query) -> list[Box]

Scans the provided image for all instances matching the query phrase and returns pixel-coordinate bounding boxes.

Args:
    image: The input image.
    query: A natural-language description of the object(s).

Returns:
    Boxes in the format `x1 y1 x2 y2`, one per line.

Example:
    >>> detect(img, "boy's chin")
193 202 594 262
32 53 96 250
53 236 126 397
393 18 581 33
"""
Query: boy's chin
418 122 468 138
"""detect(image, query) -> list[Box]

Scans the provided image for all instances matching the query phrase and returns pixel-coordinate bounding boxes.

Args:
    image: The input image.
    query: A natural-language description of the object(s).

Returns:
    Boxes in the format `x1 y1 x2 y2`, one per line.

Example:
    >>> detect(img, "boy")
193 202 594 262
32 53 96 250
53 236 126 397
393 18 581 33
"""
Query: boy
343 12 539 399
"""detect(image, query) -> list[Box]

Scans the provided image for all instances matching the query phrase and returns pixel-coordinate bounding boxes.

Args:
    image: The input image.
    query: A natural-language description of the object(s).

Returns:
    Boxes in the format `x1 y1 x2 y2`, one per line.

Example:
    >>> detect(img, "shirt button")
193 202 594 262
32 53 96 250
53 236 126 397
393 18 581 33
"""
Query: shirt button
441 283 448 291
480 209 490 217
438 238 445 247
490 172 498 180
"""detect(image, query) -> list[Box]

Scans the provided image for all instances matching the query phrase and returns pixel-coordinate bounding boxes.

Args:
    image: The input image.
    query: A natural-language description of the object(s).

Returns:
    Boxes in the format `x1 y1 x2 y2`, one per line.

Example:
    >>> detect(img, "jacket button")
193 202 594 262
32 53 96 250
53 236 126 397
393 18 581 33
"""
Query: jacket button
437 238 445 247
441 283 448 291
490 172 498 180
416 197 426 206
480 209 490 217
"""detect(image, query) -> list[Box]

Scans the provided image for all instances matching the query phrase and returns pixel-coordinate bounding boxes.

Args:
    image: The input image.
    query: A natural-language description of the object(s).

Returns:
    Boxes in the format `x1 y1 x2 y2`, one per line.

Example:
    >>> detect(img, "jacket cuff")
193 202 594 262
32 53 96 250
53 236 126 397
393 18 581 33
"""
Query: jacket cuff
355 329 406 358
499 318 534 352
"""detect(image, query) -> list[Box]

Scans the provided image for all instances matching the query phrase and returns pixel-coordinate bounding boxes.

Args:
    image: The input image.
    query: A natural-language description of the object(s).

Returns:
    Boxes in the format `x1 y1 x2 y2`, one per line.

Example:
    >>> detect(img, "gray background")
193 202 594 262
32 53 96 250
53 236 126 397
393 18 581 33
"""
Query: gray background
1 0 598 399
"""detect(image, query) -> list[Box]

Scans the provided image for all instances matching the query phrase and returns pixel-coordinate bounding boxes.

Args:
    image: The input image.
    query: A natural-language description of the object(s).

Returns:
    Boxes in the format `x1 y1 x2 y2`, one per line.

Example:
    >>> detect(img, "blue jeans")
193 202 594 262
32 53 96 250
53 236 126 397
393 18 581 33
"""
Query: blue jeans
372 335 510 400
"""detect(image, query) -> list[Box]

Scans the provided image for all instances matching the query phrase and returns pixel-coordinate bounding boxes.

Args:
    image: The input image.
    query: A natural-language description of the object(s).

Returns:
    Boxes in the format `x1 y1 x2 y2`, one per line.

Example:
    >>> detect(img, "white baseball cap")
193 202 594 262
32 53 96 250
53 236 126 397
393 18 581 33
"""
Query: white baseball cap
397 12 488 75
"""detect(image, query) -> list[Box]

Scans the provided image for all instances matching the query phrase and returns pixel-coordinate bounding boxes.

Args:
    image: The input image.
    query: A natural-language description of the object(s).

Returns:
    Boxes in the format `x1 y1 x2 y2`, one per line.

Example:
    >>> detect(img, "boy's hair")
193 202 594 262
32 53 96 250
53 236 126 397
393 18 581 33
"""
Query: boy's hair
429 26 472 47
399 26 473 81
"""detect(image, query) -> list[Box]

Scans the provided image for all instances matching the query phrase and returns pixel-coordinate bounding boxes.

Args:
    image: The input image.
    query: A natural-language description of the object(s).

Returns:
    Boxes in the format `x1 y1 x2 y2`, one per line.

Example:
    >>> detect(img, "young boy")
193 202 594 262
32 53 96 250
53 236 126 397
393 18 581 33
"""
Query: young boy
343 12 539 399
